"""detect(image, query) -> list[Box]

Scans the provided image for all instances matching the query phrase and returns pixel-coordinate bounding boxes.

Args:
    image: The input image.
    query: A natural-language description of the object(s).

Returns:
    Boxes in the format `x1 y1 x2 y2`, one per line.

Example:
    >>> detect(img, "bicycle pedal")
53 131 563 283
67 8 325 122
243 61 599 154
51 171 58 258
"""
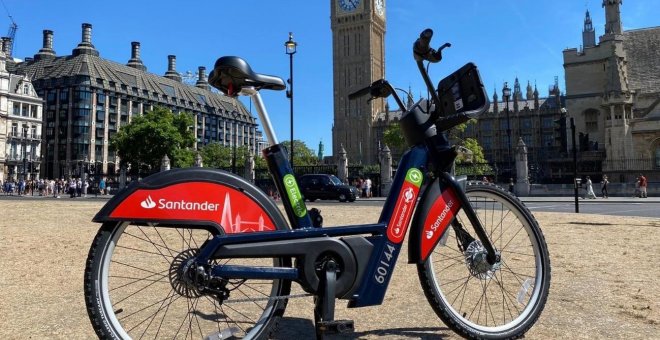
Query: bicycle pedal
317 320 355 334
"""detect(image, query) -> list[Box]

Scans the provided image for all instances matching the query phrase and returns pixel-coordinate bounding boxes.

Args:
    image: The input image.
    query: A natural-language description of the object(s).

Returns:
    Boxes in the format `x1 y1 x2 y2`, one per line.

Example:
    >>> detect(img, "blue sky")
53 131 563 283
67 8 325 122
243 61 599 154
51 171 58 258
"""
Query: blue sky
4 0 659 157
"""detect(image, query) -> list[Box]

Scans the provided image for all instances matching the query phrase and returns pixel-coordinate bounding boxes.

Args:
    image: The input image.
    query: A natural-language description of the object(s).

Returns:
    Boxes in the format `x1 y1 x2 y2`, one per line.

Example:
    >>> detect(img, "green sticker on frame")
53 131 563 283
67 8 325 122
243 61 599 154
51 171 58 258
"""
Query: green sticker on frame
405 168 423 187
283 174 307 217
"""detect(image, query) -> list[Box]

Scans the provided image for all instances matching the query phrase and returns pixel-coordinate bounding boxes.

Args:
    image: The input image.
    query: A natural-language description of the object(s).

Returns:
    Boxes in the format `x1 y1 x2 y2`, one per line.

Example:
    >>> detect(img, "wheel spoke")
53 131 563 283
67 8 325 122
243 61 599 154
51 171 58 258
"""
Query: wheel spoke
419 185 549 338
87 222 290 339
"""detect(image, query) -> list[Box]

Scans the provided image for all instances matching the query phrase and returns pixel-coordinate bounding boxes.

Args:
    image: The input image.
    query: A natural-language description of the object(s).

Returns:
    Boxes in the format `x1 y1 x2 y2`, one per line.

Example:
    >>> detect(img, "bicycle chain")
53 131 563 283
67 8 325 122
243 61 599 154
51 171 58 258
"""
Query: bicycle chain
223 293 313 304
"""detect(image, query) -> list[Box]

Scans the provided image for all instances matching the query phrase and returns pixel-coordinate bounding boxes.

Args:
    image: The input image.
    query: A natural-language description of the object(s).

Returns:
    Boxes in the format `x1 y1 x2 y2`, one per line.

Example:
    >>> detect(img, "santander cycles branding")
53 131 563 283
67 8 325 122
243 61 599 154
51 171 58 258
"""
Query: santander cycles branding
140 196 156 209
386 168 423 244
140 195 220 211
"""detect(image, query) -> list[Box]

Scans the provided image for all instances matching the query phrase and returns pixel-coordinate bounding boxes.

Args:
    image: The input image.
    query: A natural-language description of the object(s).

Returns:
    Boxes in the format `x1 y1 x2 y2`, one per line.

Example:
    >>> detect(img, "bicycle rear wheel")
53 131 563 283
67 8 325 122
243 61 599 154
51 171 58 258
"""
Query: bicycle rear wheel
84 221 291 339
418 182 550 339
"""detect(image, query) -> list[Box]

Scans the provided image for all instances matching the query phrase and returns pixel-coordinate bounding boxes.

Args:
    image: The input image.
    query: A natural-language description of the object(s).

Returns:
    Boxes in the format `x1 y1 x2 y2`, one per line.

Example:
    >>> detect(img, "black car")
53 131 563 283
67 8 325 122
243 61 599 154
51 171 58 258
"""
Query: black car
299 174 358 202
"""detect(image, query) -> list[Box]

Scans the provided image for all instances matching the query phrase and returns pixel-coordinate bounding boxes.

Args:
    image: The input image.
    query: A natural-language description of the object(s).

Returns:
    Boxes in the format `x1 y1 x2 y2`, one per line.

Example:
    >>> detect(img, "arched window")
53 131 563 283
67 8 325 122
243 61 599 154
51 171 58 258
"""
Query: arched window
655 143 660 169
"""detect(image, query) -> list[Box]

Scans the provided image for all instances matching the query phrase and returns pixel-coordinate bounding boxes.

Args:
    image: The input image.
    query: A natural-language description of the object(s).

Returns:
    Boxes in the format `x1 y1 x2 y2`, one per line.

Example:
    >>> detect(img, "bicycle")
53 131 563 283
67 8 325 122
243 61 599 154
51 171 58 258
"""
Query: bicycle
84 28 550 339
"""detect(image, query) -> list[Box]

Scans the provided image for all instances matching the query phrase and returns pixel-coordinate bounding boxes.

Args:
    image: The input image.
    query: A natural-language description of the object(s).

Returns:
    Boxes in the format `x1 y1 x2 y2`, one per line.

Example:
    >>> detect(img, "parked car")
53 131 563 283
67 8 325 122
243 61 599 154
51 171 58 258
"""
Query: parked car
299 174 358 202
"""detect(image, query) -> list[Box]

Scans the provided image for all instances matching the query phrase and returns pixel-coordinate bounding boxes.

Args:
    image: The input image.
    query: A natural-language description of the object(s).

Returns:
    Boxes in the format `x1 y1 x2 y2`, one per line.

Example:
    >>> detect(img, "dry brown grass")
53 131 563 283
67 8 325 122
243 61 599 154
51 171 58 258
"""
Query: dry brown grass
0 199 657 339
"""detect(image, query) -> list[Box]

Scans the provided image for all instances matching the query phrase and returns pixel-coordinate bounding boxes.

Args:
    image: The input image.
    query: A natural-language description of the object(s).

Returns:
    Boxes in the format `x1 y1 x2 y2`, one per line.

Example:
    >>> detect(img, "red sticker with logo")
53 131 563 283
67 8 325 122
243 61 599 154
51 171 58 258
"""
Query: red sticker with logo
386 168 423 244
109 182 276 233
420 187 462 260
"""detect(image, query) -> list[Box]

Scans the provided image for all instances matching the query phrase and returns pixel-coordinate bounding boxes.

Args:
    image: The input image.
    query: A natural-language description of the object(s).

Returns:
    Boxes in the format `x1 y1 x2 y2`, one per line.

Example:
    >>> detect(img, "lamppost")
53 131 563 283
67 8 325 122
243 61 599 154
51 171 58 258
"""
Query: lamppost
502 82 512 177
285 32 297 170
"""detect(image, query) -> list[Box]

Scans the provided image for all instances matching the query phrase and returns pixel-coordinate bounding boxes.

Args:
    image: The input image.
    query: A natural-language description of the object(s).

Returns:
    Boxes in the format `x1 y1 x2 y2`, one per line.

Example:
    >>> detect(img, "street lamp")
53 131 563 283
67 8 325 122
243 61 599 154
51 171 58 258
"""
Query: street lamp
502 82 512 177
285 32 297 170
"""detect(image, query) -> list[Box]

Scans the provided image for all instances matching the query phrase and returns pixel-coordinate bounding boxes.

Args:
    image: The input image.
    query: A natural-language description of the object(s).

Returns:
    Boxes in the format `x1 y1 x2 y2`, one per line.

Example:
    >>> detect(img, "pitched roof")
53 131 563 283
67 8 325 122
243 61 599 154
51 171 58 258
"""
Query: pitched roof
8 52 254 123
624 27 660 94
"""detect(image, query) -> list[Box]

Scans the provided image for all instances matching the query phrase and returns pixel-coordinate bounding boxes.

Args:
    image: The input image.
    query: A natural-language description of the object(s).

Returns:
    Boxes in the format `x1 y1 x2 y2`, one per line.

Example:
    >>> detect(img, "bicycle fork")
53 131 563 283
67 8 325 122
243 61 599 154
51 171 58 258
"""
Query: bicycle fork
439 171 500 265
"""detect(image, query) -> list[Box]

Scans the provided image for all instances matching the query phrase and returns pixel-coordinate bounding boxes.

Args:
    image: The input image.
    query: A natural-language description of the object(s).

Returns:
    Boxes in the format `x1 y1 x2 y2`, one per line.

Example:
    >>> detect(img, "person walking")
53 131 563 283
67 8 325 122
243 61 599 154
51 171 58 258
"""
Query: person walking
508 178 515 195
639 173 648 198
69 179 77 198
99 177 106 195
365 177 372 198
584 176 596 199
601 175 609 198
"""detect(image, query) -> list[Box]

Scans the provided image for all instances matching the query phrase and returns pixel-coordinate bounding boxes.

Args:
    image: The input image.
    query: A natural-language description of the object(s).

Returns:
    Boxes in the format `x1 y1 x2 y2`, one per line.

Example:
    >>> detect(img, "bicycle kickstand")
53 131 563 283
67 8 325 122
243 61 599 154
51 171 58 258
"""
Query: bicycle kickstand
314 259 354 339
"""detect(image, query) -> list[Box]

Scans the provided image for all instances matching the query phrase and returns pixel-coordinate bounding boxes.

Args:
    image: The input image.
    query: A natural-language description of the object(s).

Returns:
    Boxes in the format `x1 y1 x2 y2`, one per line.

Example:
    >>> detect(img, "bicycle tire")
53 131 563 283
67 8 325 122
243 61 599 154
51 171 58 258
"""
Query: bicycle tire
84 221 291 339
418 182 550 339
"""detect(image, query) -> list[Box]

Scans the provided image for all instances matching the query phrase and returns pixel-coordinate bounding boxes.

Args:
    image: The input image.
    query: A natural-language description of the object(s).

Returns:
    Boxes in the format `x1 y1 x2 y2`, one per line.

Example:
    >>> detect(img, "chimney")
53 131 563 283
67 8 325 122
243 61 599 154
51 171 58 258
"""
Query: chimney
195 66 210 90
1 37 12 57
126 41 146 71
72 23 99 56
164 55 182 82
35 30 56 60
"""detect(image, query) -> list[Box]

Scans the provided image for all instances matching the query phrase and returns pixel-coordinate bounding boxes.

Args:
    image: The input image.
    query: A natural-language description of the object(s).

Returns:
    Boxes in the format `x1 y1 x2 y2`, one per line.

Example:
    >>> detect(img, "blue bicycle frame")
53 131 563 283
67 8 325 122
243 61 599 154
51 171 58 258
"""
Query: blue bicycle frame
193 143 428 308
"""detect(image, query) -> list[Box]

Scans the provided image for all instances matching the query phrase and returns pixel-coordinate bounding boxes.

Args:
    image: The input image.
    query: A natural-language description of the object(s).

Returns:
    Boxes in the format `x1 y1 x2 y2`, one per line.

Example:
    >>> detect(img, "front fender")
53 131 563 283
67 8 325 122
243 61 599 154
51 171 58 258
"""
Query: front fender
93 168 288 233
408 175 465 263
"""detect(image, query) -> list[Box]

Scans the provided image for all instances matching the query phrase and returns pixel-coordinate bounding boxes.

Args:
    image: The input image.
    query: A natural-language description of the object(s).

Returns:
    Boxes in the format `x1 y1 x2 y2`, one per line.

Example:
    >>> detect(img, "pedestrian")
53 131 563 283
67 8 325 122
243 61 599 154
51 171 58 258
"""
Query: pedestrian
584 176 596 199
76 178 83 197
601 175 609 198
69 179 77 198
634 176 641 198
99 177 106 195
365 177 372 198
639 173 648 198
508 178 515 194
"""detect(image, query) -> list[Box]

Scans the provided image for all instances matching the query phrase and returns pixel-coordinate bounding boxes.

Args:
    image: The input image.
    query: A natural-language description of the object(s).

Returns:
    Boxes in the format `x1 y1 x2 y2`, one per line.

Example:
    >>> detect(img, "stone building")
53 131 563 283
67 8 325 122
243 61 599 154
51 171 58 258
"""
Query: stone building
8 24 262 179
563 0 660 180
331 0 386 165
457 78 568 181
0 45 43 181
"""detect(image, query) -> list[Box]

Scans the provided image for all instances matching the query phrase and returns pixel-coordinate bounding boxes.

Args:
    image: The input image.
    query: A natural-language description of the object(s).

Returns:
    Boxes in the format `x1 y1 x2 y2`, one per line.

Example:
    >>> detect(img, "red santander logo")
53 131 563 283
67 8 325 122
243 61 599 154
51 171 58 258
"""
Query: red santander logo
386 168 423 244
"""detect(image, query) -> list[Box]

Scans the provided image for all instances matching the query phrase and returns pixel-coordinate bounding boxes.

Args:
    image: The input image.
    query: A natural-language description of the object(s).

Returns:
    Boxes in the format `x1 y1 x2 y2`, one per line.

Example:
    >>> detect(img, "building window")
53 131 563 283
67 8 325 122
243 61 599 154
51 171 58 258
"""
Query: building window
584 109 599 132
23 83 29 95
59 89 69 103
655 144 660 169
13 102 20 115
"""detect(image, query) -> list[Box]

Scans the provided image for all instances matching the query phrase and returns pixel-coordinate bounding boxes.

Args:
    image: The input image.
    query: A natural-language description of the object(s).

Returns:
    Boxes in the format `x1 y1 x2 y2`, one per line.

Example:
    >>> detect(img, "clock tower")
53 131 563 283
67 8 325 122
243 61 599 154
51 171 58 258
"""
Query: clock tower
331 0 386 165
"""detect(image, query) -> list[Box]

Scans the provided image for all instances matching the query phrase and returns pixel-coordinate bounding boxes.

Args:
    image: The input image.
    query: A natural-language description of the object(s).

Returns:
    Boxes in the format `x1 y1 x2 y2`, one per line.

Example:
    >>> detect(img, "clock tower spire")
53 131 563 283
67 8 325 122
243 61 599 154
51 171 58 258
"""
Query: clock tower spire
330 0 386 165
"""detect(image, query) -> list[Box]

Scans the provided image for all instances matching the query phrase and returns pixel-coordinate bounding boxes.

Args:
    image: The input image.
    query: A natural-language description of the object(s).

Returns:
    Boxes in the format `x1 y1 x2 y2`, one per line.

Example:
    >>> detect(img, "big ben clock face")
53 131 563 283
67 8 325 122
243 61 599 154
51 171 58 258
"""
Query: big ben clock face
375 0 385 16
339 0 360 12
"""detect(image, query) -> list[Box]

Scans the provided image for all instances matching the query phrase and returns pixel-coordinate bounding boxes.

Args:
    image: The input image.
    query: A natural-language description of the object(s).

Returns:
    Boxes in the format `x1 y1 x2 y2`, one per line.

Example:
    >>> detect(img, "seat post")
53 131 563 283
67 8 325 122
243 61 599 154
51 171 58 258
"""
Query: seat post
240 87 279 145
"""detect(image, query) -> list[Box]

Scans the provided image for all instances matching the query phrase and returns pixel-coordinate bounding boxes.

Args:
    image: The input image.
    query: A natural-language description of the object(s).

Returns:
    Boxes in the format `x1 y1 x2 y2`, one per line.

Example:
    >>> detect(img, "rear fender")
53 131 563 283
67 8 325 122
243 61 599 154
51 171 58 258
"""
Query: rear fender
408 176 465 263
93 168 288 233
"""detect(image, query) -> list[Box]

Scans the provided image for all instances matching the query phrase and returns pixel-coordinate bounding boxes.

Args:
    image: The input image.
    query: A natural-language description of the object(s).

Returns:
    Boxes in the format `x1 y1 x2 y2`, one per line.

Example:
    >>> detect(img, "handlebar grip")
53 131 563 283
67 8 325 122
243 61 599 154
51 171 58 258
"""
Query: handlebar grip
348 85 372 100
413 28 433 58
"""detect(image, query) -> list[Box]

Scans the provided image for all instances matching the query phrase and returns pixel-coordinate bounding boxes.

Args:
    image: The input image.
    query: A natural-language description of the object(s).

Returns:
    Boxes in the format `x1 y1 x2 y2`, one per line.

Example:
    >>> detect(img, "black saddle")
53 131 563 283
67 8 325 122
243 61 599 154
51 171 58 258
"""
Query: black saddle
208 56 286 96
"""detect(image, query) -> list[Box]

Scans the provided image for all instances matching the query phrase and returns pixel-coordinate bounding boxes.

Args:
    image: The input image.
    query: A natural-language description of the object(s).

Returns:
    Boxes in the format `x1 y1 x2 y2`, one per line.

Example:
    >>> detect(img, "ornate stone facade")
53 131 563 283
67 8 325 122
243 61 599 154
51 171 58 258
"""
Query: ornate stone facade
0 48 43 181
563 0 660 175
331 0 386 165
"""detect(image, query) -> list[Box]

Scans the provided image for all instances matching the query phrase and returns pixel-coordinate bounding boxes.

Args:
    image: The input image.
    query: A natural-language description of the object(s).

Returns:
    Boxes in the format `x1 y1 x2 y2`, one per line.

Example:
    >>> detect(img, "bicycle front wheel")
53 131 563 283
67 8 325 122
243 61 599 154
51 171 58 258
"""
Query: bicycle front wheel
84 221 291 339
418 182 551 339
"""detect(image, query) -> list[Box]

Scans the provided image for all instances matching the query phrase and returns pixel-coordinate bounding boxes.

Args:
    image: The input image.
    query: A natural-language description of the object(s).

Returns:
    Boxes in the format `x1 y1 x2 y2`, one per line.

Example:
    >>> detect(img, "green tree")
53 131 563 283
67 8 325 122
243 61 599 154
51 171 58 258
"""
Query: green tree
199 143 256 169
281 140 319 166
110 107 195 173
383 124 406 150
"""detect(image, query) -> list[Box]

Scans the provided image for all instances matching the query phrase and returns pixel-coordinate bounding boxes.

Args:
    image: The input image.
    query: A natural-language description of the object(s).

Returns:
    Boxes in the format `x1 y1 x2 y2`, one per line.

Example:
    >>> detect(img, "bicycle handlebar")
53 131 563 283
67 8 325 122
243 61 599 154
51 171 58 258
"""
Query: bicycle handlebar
413 29 450 63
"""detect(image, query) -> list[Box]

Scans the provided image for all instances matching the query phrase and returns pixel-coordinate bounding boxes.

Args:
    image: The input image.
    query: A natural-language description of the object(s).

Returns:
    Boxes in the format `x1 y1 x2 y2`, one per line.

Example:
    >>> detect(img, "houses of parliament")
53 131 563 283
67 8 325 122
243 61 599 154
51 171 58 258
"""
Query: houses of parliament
331 0 659 182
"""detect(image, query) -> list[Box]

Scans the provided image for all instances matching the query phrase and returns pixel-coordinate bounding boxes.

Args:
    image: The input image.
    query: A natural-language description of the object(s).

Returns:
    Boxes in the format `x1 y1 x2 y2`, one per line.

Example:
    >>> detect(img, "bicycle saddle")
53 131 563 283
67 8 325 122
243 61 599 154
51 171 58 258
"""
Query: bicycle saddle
208 56 286 96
